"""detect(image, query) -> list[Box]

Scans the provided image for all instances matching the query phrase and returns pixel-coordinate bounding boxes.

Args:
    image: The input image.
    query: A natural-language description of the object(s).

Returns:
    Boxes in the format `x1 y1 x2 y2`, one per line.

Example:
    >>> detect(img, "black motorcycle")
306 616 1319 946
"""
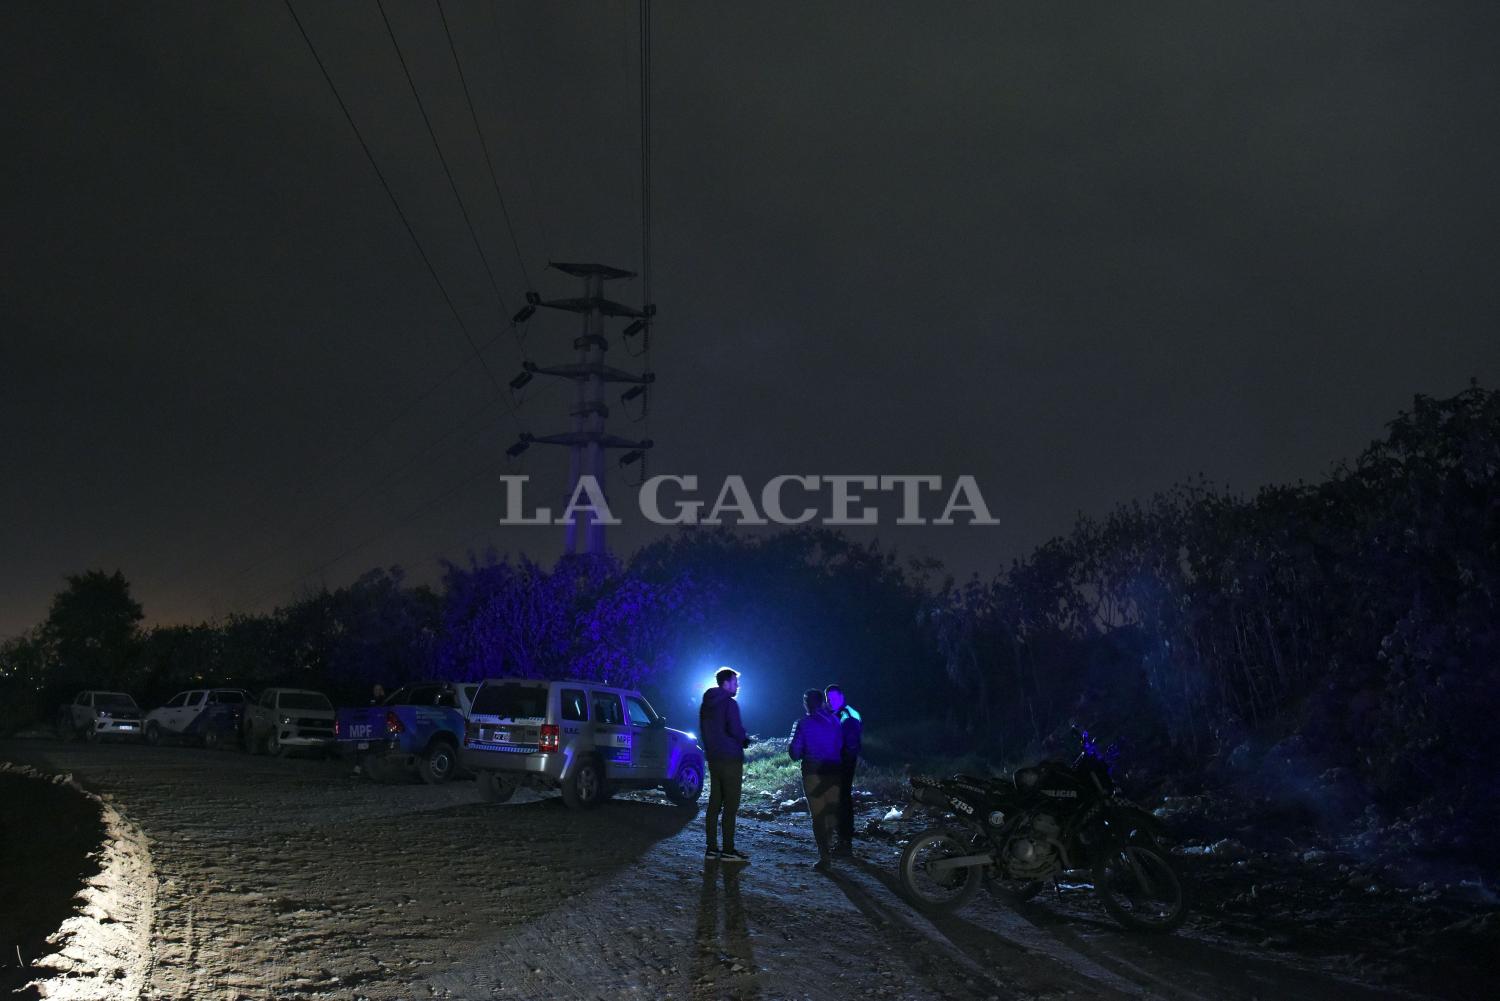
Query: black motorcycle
897 741 1187 933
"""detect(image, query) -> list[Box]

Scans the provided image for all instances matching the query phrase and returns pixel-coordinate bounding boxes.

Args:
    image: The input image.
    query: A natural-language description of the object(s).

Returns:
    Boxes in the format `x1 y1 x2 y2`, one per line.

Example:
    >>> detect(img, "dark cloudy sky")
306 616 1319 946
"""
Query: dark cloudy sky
3 1 1498 635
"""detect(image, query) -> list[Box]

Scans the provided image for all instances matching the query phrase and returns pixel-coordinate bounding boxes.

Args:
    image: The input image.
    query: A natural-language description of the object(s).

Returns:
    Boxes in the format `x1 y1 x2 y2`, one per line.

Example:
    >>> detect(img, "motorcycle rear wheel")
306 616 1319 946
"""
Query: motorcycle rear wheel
899 829 984 912
1092 842 1187 933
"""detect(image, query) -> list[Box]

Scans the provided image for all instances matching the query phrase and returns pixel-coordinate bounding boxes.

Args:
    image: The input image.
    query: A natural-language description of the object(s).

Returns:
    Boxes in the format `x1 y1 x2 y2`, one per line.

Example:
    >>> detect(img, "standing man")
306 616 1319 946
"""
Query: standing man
825 684 862 857
700 668 751 864
789 688 844 870
353 683 389 777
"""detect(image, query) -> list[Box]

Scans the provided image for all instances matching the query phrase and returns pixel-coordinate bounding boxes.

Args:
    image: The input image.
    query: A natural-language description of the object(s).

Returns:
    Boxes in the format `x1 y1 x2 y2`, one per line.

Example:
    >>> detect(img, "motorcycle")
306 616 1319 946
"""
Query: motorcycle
897 735 1187 933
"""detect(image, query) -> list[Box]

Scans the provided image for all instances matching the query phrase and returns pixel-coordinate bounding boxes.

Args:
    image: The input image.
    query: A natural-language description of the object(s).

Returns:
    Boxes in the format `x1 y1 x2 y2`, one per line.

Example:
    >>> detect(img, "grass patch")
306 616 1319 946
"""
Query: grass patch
740 736 1004 803
743 738 800 799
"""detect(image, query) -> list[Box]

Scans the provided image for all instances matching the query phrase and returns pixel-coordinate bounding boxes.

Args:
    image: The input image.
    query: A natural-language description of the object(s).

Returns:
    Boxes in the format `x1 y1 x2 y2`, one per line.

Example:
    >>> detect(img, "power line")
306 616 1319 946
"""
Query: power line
227 379 564 600
133 314 520 601
284 0 514 403
373 0 524 368
231 378 564 606
241 454 512 612
140 2 542 612
436 0 534 293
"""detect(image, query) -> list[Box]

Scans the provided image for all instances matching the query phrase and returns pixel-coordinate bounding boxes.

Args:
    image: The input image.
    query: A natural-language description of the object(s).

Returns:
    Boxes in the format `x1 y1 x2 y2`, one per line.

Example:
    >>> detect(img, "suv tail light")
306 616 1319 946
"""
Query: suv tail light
335 719 342 738
538 723 560 752
385 711 405 736
465 721 479 744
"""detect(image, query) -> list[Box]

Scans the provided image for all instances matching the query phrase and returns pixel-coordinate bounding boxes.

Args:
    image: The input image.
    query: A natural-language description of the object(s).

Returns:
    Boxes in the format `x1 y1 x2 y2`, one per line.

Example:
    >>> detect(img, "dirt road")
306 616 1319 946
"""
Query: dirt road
2 740 1408 1001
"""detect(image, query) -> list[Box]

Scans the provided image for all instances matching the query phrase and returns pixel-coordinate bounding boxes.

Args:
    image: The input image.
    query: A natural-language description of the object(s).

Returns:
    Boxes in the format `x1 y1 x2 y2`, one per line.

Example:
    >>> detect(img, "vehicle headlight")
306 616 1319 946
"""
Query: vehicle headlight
279 715 291 725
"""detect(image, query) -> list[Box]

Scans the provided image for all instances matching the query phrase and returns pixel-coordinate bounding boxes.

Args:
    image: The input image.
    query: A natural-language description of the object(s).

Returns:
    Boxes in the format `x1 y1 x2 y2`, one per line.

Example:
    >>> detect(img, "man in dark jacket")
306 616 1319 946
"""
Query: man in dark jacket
789 688 844 870
825 684 862 856
353 683 389 776
699 668 751 863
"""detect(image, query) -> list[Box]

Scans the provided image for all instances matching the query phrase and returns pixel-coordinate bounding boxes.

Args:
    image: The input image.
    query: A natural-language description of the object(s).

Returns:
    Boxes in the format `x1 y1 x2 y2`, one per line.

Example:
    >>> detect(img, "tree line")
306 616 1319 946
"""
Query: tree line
2 384 1494 831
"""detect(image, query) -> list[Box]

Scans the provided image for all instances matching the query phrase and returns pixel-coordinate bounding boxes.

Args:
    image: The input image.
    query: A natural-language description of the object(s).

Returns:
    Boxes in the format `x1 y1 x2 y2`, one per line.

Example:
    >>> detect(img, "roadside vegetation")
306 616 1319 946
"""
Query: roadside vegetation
2 383 1497 877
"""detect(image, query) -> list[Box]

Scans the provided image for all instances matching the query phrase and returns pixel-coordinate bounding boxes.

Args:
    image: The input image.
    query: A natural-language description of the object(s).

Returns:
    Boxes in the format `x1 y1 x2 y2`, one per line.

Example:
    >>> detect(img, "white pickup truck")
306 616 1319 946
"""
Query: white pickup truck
143 688 250 748
241 687 336 756
56 691 145 742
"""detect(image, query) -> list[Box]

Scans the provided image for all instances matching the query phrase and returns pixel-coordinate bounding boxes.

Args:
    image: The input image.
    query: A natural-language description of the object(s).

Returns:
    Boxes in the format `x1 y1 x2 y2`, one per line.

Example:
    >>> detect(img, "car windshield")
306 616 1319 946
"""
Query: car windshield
279 692 332 711
472 683 547 720
96 693 138 710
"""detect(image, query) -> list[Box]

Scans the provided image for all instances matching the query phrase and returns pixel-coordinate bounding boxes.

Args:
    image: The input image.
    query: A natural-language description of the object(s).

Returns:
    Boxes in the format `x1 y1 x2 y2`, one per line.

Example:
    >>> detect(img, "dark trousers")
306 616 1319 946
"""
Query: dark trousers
802 766 842 859
705 758 744 851
836 762 857 845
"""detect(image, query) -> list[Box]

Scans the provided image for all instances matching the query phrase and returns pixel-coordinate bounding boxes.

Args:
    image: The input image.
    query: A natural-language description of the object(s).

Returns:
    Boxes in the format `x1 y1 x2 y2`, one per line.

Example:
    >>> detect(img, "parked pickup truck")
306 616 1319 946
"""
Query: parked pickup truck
144 688 249 749
56 691 145 742
334 681 478 784
242 687 336 756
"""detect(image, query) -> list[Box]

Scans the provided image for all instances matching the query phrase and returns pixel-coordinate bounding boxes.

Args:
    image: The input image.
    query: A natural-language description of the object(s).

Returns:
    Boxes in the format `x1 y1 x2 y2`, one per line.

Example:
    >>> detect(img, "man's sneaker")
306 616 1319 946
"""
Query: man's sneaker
720 848 750 864
704 848 722 862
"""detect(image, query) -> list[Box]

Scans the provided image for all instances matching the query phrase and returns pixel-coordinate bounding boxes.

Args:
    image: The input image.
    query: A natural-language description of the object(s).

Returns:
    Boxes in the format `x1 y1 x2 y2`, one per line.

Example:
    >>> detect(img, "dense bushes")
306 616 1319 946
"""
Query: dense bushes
923 383 1499 837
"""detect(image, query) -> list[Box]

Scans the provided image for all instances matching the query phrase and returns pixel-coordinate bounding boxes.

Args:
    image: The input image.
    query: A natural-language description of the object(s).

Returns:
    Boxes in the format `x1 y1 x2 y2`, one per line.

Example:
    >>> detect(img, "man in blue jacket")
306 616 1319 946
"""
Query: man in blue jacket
789 688 844 870
825 684 863 856
699 668 751 863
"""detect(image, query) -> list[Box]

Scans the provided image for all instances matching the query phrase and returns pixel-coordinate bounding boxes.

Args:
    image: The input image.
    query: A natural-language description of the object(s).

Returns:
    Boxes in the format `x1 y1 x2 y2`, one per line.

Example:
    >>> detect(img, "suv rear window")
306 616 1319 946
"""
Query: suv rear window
473 683 548 720
210 691 244 704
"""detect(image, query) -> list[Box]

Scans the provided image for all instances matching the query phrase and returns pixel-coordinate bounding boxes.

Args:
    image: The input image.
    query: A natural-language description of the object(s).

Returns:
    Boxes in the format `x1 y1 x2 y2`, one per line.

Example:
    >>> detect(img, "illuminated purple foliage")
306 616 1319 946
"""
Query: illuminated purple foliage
434 550 703 689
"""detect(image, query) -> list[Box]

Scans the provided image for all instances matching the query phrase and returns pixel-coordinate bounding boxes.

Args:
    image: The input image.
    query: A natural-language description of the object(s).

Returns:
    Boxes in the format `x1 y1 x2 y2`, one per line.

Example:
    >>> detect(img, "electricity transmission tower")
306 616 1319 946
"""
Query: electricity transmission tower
508 261 654 554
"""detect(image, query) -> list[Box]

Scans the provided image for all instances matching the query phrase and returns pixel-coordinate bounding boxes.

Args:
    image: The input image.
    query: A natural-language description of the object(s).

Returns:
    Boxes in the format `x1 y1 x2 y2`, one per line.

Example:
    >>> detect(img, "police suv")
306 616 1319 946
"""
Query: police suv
461 678 705 809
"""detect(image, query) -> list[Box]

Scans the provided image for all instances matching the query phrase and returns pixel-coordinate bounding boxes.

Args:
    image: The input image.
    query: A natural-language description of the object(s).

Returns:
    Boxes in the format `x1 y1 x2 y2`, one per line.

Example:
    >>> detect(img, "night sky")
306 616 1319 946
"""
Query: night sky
4 2 1498 636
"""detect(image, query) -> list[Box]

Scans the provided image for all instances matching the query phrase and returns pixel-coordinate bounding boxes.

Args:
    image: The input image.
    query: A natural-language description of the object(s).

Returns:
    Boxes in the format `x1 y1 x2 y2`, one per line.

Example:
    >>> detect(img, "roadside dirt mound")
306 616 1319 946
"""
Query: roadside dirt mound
0 763 155 1001
0 768 105 997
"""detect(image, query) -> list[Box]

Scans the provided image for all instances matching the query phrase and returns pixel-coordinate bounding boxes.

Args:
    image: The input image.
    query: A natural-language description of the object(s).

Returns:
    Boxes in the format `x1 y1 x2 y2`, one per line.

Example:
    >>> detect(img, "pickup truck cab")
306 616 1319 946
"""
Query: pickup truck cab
241 687 335 756
334 681 478 784
461 678 705 809
144 688 249 749
56 691 145 742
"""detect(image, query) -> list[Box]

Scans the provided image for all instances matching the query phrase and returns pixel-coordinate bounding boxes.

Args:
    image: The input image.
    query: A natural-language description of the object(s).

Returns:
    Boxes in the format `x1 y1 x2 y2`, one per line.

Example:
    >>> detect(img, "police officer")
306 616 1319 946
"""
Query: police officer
824 684 862 856
789 688 843 870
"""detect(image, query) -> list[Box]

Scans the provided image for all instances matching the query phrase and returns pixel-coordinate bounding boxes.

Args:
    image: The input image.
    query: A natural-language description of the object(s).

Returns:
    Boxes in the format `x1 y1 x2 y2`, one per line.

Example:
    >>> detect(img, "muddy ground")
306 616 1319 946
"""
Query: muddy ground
0 738 1488 1000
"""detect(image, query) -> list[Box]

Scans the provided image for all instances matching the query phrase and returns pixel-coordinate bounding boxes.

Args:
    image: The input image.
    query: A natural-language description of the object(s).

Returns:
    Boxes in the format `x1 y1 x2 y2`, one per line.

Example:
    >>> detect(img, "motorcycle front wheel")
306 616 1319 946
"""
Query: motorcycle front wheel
898 829 984 912
1092 842 1187 933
